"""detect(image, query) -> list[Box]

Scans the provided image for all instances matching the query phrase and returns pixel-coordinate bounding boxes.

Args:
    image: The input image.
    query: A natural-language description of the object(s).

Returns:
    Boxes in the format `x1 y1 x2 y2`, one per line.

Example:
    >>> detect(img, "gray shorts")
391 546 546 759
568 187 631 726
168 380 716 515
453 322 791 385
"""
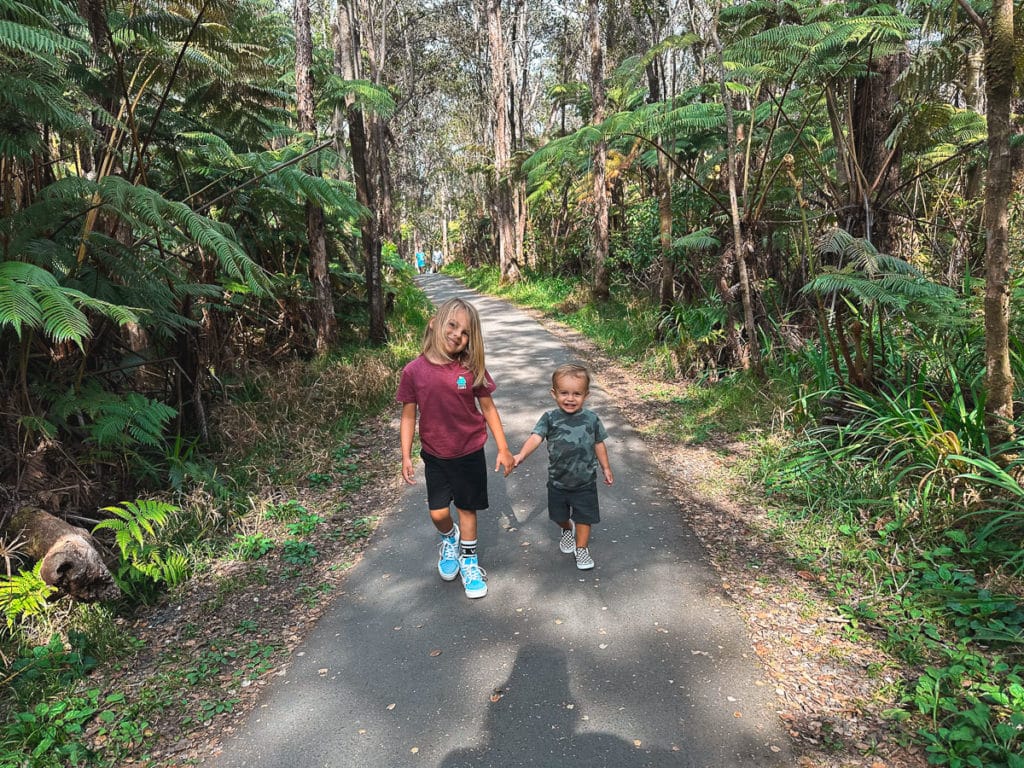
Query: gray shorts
547 481 600 525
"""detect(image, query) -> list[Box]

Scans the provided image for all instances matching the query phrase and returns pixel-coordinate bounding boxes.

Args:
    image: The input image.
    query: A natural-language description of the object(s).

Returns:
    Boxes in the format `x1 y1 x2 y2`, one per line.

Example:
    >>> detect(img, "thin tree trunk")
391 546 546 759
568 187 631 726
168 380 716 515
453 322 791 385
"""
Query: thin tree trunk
711 16 759 371
295 0 336 353
979 0 1015 445
657 153 674 314
484 0 520 283
336 0 386 343
588 0 610 300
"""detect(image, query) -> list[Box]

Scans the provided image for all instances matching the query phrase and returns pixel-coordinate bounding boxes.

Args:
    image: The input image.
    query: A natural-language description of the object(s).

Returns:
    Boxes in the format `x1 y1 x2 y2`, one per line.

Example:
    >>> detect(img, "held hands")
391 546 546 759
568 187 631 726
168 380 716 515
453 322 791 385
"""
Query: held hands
494 448 515 477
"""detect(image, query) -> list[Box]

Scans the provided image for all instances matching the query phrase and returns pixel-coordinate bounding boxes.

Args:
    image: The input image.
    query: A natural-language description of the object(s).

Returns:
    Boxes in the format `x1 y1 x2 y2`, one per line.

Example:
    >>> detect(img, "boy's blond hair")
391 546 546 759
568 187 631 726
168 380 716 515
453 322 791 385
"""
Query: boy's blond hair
551 363 590 392
422 298 487 387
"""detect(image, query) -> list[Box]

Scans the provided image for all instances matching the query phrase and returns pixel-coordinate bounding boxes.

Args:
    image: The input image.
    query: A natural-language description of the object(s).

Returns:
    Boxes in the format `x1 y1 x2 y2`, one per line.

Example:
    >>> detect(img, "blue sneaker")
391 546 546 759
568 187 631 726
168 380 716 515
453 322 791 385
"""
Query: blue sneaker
437 525 460 581
459 554 487 598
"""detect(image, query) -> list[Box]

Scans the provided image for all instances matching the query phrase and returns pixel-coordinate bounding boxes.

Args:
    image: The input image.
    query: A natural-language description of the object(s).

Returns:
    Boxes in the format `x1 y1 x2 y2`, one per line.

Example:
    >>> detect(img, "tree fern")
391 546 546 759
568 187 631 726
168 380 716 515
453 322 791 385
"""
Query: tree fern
50 386 178 450
0 261 139 347
805 229 957 315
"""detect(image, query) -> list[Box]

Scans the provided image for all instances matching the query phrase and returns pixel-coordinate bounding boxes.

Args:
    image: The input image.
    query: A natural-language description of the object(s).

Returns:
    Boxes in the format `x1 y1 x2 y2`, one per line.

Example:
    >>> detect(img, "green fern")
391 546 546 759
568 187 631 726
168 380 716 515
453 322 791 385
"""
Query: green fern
93 500 177 556
0 260 139 347
51 387 178 450
0 562 55 629
805 229 958 317
93 500 190 597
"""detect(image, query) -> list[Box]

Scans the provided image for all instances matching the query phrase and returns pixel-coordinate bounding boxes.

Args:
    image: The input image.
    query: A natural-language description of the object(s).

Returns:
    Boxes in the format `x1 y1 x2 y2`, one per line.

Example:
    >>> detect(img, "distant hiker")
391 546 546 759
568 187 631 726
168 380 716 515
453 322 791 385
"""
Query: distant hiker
415 250 426 274
513 363 614 571
397 298 515 598
431 249 443 273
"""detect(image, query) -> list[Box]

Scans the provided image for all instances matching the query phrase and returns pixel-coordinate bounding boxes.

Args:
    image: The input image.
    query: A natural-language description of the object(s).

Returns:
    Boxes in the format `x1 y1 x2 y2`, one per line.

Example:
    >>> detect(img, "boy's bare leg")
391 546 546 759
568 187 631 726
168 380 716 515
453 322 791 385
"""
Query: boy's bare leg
556 520 572 533
575 522 591 548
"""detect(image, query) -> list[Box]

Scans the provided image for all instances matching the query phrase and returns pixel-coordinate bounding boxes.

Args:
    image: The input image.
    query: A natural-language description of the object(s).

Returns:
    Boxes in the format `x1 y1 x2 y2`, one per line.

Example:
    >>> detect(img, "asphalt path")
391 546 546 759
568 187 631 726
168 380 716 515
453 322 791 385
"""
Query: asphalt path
206 275 791 767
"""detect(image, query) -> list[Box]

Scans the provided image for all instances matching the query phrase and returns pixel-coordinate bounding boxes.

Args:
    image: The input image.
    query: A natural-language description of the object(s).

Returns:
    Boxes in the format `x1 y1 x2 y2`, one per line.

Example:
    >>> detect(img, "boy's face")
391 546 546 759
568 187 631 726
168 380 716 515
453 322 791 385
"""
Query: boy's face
551 374 589 414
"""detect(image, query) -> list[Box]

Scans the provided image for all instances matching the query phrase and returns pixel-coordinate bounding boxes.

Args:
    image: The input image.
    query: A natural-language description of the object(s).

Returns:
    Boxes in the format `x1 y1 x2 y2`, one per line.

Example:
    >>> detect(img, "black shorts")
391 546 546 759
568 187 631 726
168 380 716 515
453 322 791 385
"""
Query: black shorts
547 481 600 525
422 448 489 512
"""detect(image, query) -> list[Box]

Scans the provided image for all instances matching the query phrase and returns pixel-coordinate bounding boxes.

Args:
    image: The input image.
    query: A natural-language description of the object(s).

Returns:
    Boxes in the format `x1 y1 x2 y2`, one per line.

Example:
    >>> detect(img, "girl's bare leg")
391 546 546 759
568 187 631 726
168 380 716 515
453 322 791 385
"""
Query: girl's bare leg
455 508 477 541
430 507 456 534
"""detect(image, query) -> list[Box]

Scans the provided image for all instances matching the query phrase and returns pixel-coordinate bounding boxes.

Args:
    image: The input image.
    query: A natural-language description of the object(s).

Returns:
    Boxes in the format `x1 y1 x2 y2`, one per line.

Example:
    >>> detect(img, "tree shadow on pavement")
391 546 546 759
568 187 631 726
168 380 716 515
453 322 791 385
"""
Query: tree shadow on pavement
440 643 680 768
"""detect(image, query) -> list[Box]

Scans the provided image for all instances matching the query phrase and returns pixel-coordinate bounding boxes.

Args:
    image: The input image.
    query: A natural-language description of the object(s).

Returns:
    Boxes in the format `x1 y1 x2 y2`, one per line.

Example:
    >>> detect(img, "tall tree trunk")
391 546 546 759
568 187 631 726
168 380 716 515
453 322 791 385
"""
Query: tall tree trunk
711 16 758 372
336 0 386 343
588 0 610 300
849 52 907 255
656 153 675 314
295 0 336 353
979 0 1015 445
484 0 520 283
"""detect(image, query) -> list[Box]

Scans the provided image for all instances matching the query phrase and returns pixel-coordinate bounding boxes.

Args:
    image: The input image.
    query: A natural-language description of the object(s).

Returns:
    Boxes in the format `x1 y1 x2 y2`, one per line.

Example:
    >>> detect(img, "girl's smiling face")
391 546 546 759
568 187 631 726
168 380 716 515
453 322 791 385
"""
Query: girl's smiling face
551 373 589 414
439 308 470 357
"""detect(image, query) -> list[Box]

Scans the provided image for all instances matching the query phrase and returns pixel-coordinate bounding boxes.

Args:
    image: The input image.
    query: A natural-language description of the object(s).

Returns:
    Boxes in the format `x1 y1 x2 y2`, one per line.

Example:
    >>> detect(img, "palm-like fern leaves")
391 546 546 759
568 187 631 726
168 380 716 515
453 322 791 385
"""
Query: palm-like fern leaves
0 261 138 346
804 228 957 314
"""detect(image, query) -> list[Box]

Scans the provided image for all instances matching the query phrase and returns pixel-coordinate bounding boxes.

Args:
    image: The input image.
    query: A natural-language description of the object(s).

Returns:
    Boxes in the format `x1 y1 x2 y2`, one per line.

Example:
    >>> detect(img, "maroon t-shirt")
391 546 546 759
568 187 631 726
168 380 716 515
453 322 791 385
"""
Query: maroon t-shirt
396 355 497 459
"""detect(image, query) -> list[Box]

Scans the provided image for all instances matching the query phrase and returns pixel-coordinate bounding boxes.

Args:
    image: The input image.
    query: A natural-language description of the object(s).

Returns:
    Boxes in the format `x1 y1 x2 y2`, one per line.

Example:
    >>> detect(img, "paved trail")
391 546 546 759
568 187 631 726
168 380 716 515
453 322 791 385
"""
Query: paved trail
206 276 790 767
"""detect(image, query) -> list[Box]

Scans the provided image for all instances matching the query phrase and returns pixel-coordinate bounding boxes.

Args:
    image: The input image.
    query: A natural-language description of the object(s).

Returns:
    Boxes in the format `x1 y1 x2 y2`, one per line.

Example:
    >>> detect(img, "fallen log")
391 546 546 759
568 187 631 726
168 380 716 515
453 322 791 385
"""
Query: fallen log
8 507 121 602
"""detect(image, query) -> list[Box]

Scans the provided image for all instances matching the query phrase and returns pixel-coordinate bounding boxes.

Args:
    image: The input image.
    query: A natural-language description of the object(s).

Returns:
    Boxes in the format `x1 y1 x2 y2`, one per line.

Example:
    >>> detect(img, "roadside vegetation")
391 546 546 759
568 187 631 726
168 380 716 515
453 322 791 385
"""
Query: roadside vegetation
456 264 1024 768
0 279 431 767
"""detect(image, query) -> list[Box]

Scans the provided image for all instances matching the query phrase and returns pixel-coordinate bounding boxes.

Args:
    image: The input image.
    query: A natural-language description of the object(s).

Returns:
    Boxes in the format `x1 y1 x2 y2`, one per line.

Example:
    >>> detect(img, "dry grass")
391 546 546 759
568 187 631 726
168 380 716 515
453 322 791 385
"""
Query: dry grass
212 350 402 487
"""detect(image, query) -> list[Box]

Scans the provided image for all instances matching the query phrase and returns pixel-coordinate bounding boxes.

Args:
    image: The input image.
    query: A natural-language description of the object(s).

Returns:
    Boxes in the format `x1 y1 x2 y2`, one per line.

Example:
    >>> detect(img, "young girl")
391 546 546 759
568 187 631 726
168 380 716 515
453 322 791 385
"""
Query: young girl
397 298 515 598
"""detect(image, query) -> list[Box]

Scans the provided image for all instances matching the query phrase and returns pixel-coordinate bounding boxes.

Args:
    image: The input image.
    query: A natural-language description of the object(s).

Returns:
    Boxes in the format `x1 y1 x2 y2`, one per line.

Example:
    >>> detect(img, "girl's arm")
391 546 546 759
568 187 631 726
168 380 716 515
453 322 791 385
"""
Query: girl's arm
478 396 515 476
595 441 614 485
514 433 543 467
399 402 418 485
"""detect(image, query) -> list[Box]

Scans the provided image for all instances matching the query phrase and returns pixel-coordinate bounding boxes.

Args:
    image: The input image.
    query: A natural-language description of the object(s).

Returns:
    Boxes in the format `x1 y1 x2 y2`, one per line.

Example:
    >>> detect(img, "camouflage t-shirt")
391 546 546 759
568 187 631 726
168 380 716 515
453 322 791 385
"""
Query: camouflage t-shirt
531 408 609 490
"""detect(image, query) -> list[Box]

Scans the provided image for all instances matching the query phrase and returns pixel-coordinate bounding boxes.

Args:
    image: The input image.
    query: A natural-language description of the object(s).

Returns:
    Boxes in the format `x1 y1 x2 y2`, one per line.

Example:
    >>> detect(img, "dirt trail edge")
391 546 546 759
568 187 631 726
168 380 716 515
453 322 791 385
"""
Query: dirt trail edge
203 276 792 768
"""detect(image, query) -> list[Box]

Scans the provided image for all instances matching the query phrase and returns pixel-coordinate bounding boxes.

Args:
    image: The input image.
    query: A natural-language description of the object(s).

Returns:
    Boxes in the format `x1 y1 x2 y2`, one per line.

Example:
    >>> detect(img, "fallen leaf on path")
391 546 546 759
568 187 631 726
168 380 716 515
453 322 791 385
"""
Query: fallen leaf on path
633 739 642 747
386 703 395 710
429 649 442 657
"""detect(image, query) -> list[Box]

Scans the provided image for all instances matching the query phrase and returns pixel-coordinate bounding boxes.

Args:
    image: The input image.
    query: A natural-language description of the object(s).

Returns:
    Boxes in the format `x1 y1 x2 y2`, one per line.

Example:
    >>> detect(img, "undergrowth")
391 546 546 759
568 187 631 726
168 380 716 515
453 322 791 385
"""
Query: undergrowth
0 277 430 767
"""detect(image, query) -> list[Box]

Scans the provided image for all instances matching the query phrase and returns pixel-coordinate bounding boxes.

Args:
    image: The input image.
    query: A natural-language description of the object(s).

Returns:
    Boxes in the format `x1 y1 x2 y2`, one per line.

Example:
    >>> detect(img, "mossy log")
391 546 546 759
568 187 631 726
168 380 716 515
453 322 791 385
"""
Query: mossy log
8 507 120 602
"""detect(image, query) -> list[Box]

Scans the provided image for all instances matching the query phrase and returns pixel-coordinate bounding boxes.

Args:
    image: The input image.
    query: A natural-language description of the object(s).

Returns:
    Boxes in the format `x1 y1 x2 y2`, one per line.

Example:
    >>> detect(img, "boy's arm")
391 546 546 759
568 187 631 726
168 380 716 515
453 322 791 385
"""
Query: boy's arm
514 433 544 467
479 396 515 476
399 402 418 485
595 441 614 485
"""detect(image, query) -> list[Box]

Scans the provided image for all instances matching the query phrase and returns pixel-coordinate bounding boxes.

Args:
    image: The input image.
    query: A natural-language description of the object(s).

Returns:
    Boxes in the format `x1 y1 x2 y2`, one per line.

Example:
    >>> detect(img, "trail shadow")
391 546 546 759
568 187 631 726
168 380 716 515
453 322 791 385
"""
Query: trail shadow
440 643 680 768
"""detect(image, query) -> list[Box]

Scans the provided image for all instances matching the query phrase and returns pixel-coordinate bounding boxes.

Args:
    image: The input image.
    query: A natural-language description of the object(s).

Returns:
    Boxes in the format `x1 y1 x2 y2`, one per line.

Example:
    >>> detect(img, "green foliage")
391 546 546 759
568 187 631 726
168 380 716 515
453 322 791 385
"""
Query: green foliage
230 533 275 561
1 688 100 767
908 649 1023 768
0 564 54 630
51 387 178 452
0 261 138 347
93 501 189 599
281 540 317 566
286 513 323 537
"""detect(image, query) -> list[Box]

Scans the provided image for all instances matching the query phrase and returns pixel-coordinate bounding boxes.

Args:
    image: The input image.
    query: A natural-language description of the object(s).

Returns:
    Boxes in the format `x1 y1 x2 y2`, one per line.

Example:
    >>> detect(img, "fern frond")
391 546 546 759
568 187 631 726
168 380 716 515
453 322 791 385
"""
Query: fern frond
673 227 721 252
0 562 55 628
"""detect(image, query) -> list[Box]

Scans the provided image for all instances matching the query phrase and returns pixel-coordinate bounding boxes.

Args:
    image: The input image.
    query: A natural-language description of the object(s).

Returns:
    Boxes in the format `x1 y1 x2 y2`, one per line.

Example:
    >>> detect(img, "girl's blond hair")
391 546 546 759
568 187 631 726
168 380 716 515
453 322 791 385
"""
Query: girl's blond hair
422 298 487 387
